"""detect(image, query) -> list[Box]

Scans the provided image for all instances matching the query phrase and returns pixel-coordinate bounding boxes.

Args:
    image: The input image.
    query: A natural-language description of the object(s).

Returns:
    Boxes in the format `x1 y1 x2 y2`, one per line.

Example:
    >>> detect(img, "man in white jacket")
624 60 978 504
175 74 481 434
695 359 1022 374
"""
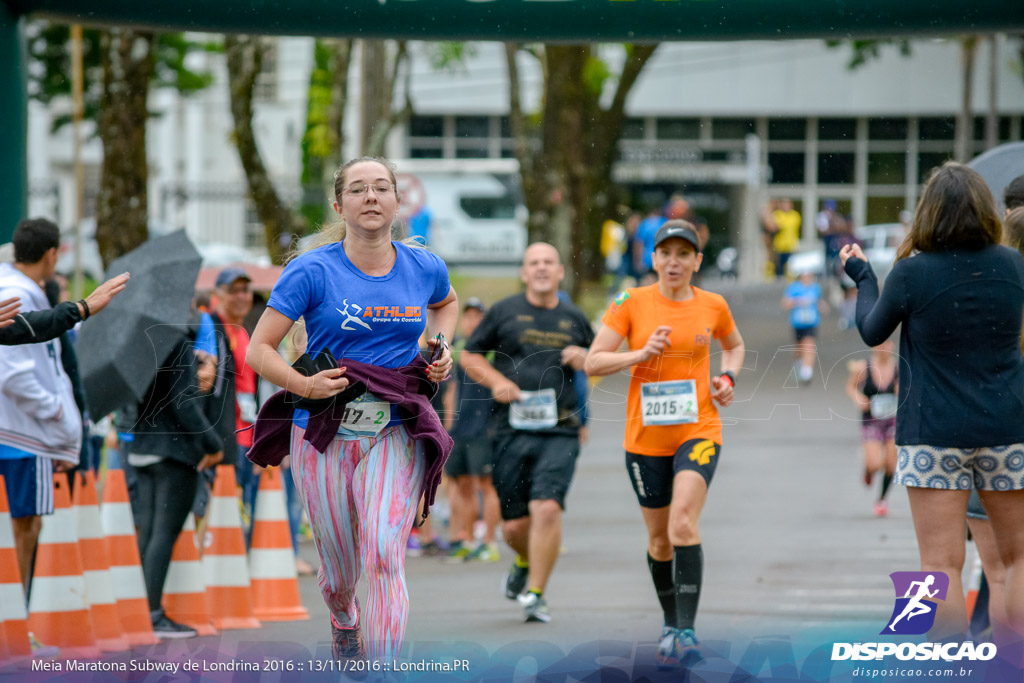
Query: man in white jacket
0 218 82 599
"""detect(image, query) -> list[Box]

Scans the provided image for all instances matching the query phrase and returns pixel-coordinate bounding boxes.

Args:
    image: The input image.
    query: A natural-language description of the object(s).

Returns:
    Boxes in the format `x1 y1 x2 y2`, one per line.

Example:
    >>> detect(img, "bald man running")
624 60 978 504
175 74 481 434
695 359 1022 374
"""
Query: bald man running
460 243 594 624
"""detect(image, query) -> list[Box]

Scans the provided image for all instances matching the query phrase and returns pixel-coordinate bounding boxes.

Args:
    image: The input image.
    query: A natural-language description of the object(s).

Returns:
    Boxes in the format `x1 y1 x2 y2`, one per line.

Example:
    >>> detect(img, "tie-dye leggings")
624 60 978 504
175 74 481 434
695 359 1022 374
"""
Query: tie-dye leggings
289 423 425 660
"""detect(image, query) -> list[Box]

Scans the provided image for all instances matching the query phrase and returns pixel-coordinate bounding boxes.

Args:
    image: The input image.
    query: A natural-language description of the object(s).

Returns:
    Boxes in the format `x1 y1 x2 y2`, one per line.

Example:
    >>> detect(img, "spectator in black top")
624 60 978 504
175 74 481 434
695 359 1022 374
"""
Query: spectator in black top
0 271 129 345
840 161 1024 642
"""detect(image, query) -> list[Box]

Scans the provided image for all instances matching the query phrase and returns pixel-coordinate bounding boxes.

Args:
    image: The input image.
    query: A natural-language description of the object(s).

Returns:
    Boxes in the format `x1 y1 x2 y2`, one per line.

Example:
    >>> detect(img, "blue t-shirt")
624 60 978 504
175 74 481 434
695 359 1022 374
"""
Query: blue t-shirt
195 312 217 358
268 241 451 429
784 280 821 329
637 216 666 270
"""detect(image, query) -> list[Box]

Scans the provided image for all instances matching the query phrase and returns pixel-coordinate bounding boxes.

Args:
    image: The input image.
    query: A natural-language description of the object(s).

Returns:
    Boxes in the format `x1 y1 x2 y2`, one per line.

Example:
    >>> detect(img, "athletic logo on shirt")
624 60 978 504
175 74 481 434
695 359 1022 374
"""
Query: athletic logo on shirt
695 327 712 346
687 440 716 466
338 300 373 331
883 572 948 635
613 291 630 306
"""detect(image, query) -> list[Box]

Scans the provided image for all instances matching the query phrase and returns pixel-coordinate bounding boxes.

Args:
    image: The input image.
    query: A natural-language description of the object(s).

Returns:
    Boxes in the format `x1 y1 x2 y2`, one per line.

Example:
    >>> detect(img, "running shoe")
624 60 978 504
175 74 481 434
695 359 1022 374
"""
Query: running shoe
466 542 500 563
444 541 472 563
330 601 364 659
406 533 423 557
420 539 448 557
655 626 678 670
874 499 889 517
28 632 59 658
504 562 529 600
151 609 198 639
519 592 551 623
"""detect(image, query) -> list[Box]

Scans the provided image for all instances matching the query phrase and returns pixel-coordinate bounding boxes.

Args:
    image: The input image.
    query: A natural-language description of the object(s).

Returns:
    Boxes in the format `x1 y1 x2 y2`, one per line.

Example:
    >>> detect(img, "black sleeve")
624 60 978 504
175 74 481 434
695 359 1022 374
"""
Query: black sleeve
845 257 906 346
576 308 595 348
464 303 502 354
0 301 82 346
166 344 224 459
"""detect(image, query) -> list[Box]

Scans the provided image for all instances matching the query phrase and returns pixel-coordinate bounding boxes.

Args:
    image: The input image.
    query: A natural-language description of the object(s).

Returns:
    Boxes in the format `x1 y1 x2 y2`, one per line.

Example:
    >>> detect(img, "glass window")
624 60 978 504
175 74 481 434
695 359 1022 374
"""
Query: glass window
918 117 956 141
867 153 906 185
768 118 806 141
918 152 953 184
866 196 907 225
460 195 517 220
499 116 512 138
818 118 857 141
973 116 1014 142
455 116 489 138
409 115 444 138
713 118 756 140
656 117 701 140
454 144 490 158
410 147 443 159
868 118 908 141
622 117 646 140
767 152 805 184
817 153 856 184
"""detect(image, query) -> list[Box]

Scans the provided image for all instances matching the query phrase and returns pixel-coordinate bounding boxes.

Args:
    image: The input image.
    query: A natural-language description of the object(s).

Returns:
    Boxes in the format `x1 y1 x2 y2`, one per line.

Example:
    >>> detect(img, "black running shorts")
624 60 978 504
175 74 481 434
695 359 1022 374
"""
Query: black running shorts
444 437 495 478
625 438 722 508
492 431 580 520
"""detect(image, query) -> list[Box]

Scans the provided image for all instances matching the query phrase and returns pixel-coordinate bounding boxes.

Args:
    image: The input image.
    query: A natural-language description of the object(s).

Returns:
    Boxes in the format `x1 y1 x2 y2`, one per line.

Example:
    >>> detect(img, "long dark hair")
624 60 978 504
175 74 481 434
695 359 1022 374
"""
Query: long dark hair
896 162 1001 261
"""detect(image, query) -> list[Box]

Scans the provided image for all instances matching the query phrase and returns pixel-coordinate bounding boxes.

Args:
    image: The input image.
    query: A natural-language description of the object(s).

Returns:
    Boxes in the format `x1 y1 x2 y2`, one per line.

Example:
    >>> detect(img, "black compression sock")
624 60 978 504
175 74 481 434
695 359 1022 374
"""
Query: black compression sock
647 553 677 628
880 472 894 500
673 544 703 631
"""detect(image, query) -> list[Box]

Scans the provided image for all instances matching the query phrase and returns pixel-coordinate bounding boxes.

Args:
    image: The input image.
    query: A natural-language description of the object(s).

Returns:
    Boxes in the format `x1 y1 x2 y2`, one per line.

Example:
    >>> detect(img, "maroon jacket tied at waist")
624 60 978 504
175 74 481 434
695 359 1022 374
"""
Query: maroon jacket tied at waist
245 355 454 519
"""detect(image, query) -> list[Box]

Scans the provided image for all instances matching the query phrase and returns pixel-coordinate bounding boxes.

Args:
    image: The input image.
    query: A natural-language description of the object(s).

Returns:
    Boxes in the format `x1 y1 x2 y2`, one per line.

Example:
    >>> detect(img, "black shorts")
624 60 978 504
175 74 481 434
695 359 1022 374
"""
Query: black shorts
444 437 494 478
492 431 580 520
794 326 817 341
626 438 721 509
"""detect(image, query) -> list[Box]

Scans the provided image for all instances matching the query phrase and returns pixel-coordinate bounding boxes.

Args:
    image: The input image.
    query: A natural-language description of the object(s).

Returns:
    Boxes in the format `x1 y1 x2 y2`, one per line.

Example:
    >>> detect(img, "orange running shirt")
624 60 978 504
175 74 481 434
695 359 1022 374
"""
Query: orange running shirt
601 285 736 456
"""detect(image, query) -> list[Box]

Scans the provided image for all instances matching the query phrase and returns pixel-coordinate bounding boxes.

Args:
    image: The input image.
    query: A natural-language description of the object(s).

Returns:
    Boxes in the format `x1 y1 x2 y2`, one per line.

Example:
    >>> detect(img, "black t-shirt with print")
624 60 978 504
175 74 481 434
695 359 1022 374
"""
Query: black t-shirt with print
465 293 594 435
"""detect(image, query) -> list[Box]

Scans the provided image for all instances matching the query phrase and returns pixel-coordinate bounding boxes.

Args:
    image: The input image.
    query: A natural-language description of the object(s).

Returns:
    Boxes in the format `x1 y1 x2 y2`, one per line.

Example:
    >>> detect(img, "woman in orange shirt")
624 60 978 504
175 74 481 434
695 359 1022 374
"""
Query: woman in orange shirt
585 220 745 670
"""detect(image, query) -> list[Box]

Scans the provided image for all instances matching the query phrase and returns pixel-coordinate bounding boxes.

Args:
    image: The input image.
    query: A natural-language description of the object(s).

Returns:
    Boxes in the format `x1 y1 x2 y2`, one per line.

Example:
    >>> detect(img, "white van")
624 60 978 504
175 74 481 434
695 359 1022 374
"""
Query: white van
394 159 527 265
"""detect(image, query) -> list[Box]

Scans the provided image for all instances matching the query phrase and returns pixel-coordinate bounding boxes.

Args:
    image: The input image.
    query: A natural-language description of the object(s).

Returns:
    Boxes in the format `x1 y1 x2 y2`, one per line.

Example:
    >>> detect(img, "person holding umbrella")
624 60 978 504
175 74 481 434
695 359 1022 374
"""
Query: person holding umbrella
247 156 458 662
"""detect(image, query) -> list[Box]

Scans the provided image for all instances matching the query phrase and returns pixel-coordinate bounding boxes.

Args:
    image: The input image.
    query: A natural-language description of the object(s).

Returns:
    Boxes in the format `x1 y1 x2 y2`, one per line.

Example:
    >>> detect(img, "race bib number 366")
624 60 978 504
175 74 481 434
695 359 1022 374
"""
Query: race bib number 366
641 380 698 426
510 389 558 430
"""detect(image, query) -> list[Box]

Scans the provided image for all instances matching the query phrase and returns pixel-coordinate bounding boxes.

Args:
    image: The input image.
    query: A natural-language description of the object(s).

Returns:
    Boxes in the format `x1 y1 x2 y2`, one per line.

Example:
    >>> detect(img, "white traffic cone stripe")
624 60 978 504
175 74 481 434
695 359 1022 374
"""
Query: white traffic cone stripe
27 575 89 613
0 583 26 619
163 560 203 593
109 566 148 599
39 509 78 544
253 490 287 521
207 497 242 526
101 503 135 536
83 570 116 606
203 556 252 588
248 549 297 579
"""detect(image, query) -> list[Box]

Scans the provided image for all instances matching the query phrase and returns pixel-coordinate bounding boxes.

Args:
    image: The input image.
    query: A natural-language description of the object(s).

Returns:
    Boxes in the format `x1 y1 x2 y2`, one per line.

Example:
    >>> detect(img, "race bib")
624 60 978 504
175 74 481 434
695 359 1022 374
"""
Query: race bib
509 389 558 430
793 307 817 327
869 393 897 420
641 380 698 426
338 393 391 437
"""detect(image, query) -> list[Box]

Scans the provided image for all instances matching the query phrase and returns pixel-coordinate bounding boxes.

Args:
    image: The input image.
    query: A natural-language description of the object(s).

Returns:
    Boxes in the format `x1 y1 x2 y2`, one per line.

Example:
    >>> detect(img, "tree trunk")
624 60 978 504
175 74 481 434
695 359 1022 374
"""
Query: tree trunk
955 36 978 163
363 41 412 159
323 39 353 210
985 34 999 151
95 28 154 269
225 35 302 264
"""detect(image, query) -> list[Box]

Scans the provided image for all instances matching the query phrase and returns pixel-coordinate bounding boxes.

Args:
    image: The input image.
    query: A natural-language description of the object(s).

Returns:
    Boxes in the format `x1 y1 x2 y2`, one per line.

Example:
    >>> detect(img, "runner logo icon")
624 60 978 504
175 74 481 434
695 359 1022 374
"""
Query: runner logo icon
882 571 948 635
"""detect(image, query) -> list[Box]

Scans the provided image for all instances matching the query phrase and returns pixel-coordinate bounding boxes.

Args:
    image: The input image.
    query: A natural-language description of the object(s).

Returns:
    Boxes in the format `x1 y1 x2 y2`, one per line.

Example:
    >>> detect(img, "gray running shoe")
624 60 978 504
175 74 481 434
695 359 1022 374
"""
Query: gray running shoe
519 592 551 623
330 599 364 660
655 626 678 670
504 562 528 600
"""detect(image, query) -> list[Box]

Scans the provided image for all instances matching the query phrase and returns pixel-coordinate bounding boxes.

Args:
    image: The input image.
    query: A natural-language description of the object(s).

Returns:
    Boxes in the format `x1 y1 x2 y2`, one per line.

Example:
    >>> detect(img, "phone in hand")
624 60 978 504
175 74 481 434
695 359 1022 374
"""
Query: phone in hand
429 333 448 363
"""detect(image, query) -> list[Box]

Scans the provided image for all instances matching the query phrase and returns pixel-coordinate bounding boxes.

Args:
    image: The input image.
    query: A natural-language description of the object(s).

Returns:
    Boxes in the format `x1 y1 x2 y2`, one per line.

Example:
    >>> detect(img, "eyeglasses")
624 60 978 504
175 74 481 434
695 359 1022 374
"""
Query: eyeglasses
343 182 395 197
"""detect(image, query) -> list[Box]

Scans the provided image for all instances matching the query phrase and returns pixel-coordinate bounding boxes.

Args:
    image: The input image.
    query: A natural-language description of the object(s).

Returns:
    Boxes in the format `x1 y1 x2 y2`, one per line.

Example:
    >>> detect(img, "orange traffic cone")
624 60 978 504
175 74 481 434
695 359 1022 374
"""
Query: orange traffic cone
27 475 100 659
163 514 218 636
249 467 309 622
73 471 130 652
965 544 983 621
100 468 158 646
202 465 260 630
0 475 32 664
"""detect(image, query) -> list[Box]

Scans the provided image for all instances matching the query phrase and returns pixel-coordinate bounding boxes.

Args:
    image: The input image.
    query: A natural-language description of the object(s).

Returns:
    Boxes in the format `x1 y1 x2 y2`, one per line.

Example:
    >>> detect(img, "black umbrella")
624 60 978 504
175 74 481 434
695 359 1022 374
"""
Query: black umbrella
968 141 1024 214
76 230 202 418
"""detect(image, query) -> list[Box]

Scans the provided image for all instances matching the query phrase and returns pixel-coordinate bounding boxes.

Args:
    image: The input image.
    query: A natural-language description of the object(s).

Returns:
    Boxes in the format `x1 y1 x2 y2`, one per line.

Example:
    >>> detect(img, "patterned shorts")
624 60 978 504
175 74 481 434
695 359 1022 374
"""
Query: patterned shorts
896 443 1024 491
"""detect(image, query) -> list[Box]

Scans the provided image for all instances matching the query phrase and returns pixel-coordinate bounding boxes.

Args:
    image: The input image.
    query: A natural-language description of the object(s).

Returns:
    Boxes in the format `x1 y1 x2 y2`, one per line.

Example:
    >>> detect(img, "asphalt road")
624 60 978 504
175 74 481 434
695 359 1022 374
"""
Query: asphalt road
8 277 949 682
